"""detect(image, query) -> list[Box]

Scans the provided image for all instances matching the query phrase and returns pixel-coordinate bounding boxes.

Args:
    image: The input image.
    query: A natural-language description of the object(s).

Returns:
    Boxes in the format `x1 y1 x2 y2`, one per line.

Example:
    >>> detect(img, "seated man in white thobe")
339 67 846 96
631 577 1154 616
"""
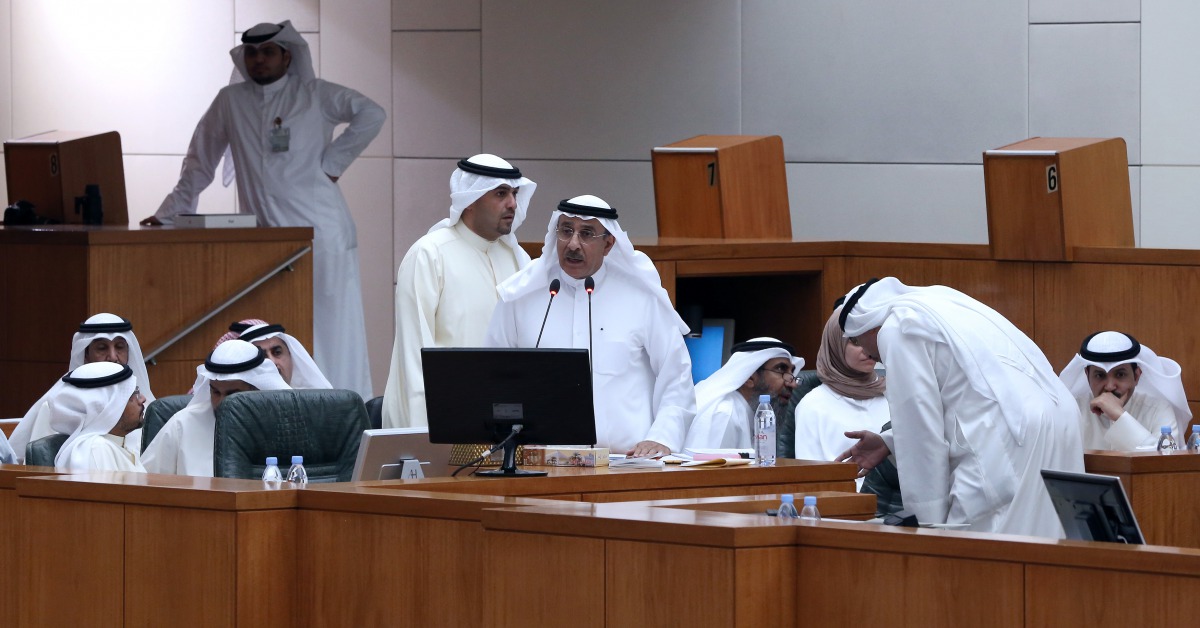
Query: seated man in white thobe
143 340 289 477
836 278 1084 538
236 322 332 389
487 195 697 457
10 313 156 462
683 338 802 449
383 154 537 428
144 20 385 398
1059 331 1190 451
51 362 147 473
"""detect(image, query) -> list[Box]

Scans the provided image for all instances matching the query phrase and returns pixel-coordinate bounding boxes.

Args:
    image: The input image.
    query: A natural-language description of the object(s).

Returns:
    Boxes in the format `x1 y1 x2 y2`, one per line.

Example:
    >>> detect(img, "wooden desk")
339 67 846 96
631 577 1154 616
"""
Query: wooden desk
0 225 313 415
483 499 1200 627
1085 450 1200 549
16 473 298 627
0 465 60 624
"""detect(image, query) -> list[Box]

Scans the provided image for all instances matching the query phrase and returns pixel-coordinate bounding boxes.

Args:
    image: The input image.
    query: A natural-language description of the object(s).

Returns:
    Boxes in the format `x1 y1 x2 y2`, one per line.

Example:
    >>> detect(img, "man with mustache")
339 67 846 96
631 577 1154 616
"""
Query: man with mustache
383 155 537 428
683 338 803 449
1058 331 1190 450
486 195 696 458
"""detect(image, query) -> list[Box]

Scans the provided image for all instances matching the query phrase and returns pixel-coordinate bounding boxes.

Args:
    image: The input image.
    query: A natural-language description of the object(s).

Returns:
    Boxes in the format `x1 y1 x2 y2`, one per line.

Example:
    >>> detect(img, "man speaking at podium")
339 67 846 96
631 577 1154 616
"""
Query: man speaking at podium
143 21 385 398
486 195 696 457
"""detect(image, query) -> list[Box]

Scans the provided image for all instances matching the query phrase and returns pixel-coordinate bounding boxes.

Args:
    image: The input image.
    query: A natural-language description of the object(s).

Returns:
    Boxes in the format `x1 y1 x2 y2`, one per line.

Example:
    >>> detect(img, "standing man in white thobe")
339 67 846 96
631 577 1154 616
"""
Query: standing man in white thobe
1059 331 1190 450
383 155 536 428
143 20 384 399
51 361 147 473
683 338 802 450
486 195 697 457
836 277 1084 538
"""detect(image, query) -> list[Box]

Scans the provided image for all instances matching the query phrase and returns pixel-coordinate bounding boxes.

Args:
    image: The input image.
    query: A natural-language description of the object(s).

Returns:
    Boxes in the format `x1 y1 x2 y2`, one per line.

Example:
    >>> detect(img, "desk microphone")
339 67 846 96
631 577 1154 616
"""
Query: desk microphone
584 276 595 371
534 279 561 348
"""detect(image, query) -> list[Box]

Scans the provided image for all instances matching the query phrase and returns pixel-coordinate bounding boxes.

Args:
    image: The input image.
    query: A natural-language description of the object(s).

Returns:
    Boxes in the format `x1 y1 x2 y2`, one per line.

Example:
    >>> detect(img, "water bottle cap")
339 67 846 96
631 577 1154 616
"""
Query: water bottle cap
758 394 770 403
1161 426 1172 434
291 455 303 464
265 456 278 465
803 495 816 506
780 494 794 503
1193 425 1199 433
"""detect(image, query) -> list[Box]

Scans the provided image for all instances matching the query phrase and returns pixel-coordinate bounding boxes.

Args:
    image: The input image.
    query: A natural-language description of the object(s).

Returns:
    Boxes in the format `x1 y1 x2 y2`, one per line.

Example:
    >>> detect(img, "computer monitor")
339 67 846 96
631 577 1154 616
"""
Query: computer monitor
421 347 597 477
350 427 454 481
1041 470 1145 544
684 318 735 383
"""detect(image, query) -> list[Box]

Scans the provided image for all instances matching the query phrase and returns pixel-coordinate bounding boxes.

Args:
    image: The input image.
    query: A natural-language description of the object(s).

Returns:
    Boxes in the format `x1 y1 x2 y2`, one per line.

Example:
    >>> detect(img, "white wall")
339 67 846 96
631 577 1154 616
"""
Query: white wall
1 0 1192 394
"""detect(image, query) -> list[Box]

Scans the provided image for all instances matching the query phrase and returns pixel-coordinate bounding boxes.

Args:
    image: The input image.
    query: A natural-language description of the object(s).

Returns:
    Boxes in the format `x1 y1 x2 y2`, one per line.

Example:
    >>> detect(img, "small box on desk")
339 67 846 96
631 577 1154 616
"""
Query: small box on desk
174 213 258 228
524 446 610 467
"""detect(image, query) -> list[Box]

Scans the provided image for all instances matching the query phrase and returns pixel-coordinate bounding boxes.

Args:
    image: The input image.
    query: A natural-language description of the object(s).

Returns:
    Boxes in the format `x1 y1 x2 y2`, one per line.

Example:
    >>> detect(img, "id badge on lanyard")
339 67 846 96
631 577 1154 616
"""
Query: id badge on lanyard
269 116 290 153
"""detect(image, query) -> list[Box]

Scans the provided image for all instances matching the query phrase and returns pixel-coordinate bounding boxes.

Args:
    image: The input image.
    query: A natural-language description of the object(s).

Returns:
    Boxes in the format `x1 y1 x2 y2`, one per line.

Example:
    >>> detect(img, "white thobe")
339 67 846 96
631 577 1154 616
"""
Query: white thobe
794 385 891 461
683 391 754 449
141 406 217 477
486 265 697 453
13 393 143 462
383 221 527 428
1076 391 1179 451
155 73 385 398
58 434 145 473
879 315 1084 538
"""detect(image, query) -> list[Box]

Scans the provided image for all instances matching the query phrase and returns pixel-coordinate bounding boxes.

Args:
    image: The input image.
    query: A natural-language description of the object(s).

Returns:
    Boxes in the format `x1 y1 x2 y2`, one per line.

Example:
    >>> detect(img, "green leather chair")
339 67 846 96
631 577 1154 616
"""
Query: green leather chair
775 370 822 459
26 433 68 468
861 421 905 517
141 394 193 454
213 389 369 482
364 395 384 430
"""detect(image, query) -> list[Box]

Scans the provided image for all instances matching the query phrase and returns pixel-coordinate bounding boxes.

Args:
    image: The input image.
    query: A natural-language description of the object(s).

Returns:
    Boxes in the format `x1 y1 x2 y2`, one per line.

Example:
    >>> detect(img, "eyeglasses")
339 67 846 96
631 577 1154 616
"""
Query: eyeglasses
130 387 142 400
556 226 611 244
756 367 796 384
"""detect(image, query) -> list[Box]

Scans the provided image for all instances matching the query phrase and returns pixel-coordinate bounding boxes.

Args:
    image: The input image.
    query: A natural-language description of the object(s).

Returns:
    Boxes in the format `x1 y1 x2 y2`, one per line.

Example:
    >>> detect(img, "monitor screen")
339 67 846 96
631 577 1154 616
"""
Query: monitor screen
350 427 454 482
1041 470 1145 544
421 347 597 476
684 318 734 383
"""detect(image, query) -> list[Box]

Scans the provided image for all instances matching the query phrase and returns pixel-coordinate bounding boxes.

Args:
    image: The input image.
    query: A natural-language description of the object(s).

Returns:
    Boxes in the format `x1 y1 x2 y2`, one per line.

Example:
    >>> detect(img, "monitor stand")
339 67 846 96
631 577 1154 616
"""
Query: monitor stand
476 440 546 477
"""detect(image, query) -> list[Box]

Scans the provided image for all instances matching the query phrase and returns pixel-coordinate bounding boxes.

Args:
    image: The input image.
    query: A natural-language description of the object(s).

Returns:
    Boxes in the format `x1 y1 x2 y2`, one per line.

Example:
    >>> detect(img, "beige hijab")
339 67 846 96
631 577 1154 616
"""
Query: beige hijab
816 307 885 400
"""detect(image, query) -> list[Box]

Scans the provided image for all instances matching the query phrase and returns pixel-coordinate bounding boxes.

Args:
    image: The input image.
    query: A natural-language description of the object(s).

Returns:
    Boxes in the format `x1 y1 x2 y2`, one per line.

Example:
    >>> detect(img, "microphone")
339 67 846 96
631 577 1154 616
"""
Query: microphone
584 276 595 371
534 279 561 348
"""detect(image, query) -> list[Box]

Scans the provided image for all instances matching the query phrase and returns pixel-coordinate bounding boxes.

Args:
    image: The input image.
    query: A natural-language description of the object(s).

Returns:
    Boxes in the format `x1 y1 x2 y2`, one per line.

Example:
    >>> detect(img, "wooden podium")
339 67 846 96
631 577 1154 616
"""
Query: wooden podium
651 135 791 239
983 137 1133 261
0 225 313 416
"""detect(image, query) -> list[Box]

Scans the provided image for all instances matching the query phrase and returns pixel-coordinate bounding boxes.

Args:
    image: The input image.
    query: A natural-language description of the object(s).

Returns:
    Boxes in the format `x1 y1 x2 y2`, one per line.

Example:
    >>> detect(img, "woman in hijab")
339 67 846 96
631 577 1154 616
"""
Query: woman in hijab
793 307 889 463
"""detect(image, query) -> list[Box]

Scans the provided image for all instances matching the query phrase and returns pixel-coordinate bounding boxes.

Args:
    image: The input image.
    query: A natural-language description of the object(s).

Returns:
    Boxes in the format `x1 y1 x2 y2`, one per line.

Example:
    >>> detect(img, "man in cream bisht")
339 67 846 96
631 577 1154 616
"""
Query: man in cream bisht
145 20 385 398
51 362 147 473
683 338 803 449
10 313 155 462
486 195 696 457
237 322 332 389
836 277 1083 538
383 154 536 428
143 340 290 477
1059 331 1190 450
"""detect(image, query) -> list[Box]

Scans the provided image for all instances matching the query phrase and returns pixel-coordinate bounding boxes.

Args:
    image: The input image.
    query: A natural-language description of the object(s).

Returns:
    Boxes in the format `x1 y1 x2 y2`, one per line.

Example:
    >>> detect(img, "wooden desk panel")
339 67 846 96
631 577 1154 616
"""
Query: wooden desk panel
1026 564 1200 625
0 466 61 622
488 530 605 628
1085 451 1200 549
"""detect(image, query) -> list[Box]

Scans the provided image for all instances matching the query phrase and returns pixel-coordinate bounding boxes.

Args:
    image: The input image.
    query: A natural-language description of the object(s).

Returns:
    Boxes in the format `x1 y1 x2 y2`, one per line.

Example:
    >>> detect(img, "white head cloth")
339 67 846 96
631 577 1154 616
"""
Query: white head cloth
237 323 332 389
221 20 316 186
52 362 138 471
839 277 1070 444
428 154 537 252
694 338 804 410
11 313 154 461
68 313 155 403
1059 331 1191 426
496 194 689 334
180 340 292 420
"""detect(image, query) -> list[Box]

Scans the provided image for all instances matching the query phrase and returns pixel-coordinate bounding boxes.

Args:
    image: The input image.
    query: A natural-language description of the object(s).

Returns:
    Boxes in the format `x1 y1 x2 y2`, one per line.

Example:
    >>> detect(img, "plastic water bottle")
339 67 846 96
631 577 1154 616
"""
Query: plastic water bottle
777 494 799 519
1157 426 1177 455
799 495 821 523
754 394 776 467
1188 426 1200 453
286 455 309 484
261 456 283 486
